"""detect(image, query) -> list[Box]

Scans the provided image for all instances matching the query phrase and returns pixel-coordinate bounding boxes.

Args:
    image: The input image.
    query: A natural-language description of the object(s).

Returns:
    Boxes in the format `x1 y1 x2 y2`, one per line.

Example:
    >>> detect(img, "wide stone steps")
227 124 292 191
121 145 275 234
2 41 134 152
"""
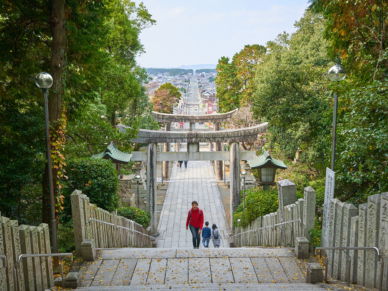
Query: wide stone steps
75 283 326 290
74 248 320 289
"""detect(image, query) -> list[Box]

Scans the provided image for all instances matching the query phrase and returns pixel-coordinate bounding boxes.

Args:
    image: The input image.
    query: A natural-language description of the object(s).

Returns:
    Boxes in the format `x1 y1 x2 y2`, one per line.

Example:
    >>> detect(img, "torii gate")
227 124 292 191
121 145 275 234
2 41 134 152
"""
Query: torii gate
126 111 268 235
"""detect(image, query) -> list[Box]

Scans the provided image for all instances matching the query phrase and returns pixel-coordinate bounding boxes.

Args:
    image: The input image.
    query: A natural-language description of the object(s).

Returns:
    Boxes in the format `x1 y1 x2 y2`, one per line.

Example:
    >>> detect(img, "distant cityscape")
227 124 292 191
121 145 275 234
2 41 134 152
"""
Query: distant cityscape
145 68 218 116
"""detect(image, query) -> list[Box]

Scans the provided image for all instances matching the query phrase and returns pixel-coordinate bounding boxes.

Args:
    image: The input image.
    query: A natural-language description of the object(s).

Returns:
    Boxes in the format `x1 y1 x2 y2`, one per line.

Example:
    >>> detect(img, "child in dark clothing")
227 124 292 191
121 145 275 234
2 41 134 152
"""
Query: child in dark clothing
202 221 211 248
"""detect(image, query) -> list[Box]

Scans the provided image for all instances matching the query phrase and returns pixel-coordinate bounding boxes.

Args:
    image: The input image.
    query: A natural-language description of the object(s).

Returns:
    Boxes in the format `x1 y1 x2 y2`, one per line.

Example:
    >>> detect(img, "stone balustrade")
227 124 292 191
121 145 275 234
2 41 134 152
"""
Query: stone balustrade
0 214 54 291
233 183 316 249
325 193 388 290
71 190 152 257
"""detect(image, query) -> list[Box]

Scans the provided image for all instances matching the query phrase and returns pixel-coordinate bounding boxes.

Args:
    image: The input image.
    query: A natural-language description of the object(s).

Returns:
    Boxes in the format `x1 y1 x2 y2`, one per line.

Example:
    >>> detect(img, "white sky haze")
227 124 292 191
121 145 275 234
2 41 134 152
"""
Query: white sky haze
134 0 310 68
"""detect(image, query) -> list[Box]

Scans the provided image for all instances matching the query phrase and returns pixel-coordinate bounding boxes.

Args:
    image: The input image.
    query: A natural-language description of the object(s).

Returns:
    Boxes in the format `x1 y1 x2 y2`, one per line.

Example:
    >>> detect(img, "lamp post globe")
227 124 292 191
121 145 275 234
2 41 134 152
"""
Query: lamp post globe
35 72 53 89
328 64 346 82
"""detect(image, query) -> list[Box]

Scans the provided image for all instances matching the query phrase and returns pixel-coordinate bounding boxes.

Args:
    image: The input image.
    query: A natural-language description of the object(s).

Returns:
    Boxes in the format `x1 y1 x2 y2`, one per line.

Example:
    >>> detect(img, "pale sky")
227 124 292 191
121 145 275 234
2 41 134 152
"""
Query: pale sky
134 0 310 68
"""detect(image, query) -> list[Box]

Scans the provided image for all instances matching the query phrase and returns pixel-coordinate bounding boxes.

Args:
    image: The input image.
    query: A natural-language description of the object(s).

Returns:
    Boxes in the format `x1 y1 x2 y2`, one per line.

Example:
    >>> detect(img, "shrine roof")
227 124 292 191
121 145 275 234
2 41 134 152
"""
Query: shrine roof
92 142 132 164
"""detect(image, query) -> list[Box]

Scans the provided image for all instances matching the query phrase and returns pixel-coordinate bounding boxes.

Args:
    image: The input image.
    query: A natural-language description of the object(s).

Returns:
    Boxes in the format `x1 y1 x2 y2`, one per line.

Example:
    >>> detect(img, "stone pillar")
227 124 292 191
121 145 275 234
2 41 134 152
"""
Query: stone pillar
349 216 359 284
70 190 86 256
163 122 171 180
189 122 194 131
357 203 367 286
229 142 240 228
365 194 381 289
1 217 14 291
19 225 34 291
277 179 297 247
333 201 345 280
327 198 340 277
147 143 158 236
340 203 358 282
304 186 316 251
214 122 223 181
379 193 388 290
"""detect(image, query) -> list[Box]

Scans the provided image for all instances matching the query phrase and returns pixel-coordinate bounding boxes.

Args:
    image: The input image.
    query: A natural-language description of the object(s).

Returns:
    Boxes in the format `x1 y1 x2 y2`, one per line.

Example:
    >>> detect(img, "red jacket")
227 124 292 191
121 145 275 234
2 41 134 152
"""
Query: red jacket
186 208 204 229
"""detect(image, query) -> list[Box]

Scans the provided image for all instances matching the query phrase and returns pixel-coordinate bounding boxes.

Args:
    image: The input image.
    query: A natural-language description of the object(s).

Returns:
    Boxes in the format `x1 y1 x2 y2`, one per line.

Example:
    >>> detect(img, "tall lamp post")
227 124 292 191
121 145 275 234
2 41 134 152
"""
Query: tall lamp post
328 65 346 171
35 72 58 256
241 171 246 210
136 175 141 208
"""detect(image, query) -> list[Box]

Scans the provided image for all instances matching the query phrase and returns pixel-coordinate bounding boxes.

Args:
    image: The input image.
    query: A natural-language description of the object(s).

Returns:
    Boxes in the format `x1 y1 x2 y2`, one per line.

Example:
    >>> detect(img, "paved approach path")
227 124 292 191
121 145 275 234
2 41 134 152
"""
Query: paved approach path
75 248 327 290
156 160 229 248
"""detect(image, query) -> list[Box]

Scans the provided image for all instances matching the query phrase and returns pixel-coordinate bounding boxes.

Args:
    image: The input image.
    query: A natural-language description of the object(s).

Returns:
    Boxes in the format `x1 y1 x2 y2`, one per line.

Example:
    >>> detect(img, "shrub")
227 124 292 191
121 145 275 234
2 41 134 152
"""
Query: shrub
117 207 150 228
62 158 119 220
58 219 75 253
233 187 278 228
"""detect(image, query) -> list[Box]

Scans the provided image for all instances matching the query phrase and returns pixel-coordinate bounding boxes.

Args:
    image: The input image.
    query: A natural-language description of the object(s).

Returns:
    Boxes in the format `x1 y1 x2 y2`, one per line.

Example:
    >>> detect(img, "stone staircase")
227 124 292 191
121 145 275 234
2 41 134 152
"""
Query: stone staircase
71 248 326 290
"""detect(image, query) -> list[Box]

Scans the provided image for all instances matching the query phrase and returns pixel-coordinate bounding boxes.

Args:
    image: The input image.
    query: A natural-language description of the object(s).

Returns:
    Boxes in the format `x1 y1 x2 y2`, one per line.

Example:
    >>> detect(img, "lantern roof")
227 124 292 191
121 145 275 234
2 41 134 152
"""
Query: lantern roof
92 142 132 164
247 149 287 170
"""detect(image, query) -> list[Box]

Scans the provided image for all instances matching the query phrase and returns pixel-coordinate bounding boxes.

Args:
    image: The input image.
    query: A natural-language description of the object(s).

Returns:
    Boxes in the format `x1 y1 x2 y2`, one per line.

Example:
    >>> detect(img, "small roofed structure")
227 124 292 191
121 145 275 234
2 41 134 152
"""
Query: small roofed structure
92 142 132 176
247 149 287 188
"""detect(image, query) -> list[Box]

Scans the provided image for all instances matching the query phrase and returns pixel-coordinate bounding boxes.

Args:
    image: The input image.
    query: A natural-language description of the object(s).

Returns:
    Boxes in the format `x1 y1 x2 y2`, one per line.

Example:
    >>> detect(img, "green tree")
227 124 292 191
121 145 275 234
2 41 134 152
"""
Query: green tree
215 57 240 112
151 83 181 114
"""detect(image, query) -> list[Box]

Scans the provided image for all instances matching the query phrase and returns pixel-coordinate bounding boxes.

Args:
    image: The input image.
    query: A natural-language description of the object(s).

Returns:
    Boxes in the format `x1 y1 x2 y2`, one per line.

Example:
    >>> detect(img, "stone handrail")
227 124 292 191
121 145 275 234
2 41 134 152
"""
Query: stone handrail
0 215 54 291
232 219 302 237
71 190 152 257
14 253 73 290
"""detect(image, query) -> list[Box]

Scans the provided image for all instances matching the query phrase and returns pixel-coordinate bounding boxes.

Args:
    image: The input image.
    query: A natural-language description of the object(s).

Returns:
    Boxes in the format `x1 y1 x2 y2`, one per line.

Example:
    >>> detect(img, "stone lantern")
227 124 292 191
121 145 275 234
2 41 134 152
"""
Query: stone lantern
247 149 287 189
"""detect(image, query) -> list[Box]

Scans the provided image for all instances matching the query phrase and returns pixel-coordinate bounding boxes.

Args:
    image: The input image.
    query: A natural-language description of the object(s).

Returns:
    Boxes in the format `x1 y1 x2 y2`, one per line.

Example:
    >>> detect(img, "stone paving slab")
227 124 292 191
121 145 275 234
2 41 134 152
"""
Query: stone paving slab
164 258 189 285
278 257 305 283
189 258 212 284
100 249 176 260
110 259 136 286
210 258 234 283
176 248 295 258
265 258 289 283
251 258 275 283
147 259 167 284
90 260 119 287
130 259 151 286
230 257 257 283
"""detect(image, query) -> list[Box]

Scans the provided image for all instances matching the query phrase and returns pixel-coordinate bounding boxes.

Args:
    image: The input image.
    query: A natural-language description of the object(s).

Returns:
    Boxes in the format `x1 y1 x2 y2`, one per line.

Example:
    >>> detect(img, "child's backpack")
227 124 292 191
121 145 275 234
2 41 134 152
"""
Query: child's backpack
213 229 220 240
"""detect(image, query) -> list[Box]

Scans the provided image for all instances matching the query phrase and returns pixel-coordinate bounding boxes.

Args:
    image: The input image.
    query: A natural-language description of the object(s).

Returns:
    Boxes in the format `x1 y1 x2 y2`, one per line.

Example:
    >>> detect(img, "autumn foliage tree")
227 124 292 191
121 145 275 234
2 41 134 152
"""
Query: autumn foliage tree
151 83 181 114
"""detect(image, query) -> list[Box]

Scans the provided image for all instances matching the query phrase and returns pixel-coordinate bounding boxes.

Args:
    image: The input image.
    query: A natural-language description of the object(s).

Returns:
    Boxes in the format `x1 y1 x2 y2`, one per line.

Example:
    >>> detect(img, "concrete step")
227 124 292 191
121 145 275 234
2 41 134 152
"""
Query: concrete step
75 283 325 290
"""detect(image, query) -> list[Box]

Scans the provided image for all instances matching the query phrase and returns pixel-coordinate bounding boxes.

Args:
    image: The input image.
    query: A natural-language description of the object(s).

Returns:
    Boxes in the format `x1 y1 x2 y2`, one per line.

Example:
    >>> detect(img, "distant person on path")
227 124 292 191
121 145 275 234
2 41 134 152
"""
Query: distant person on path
211 223 221 248
184 161 188 168
186 201 204 249
178 161 183 168
202 221 211 248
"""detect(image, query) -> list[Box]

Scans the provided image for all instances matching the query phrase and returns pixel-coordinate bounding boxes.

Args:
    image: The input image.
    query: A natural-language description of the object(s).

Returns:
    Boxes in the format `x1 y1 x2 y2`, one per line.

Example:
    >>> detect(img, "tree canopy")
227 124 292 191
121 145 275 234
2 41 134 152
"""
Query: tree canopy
151 83 181 114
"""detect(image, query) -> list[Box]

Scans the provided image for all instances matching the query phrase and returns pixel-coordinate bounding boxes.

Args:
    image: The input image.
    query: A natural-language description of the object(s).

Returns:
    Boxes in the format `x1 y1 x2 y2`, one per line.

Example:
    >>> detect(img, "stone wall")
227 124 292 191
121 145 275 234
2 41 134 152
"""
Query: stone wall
233 183 316 249
71 190 152 256
0 214 54 291
326 194 388 290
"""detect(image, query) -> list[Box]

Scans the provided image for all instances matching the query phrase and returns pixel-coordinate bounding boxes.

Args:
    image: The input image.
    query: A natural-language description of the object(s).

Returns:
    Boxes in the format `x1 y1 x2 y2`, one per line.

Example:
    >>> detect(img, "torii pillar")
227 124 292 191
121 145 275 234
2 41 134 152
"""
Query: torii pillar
214 122 223 181
163 122 171 180
147 143 158 235
230 142 241 228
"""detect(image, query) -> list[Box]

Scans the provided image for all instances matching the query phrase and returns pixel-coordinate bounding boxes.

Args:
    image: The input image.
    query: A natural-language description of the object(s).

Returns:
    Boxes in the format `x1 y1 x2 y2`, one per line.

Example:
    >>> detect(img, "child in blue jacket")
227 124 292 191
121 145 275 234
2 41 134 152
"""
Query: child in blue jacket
202 221 211 248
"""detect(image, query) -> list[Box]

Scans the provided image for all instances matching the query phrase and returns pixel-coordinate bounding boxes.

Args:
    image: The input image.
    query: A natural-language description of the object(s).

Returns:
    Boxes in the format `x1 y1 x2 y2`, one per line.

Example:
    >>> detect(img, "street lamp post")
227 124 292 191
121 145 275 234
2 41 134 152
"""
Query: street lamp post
242 171 246 210
328 65 346 171
35 72 58 256
136 175 141 208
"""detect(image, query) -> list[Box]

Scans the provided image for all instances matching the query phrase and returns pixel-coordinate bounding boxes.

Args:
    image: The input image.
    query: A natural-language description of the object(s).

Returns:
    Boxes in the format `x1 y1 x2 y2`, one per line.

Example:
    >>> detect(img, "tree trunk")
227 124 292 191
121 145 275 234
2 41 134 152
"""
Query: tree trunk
42 0 66 224
111 112 116 127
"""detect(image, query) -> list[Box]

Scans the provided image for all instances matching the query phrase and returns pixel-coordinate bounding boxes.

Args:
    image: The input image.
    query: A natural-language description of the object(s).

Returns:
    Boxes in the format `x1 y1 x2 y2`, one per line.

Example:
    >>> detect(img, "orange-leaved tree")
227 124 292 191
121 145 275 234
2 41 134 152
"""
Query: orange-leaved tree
151 82 181 113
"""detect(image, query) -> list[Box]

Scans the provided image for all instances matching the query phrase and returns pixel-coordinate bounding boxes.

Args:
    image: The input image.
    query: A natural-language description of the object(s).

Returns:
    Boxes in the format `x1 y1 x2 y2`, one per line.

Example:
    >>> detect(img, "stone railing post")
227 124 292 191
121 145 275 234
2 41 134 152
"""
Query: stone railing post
1 216 14 291
303 186 316 252
277 179 296 247
71 190 86 256
229 142 240 228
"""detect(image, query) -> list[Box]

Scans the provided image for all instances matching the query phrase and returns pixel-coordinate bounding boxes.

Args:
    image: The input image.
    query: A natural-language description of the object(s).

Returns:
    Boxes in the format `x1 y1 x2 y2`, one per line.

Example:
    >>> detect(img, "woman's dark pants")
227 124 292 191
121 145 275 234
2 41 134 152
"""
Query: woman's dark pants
189 224 200 248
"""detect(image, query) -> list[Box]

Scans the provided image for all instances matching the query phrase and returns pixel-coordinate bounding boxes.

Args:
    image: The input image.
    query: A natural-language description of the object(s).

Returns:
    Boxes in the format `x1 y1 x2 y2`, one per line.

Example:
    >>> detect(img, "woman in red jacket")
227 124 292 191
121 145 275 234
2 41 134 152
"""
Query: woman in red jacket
186 201 204 249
